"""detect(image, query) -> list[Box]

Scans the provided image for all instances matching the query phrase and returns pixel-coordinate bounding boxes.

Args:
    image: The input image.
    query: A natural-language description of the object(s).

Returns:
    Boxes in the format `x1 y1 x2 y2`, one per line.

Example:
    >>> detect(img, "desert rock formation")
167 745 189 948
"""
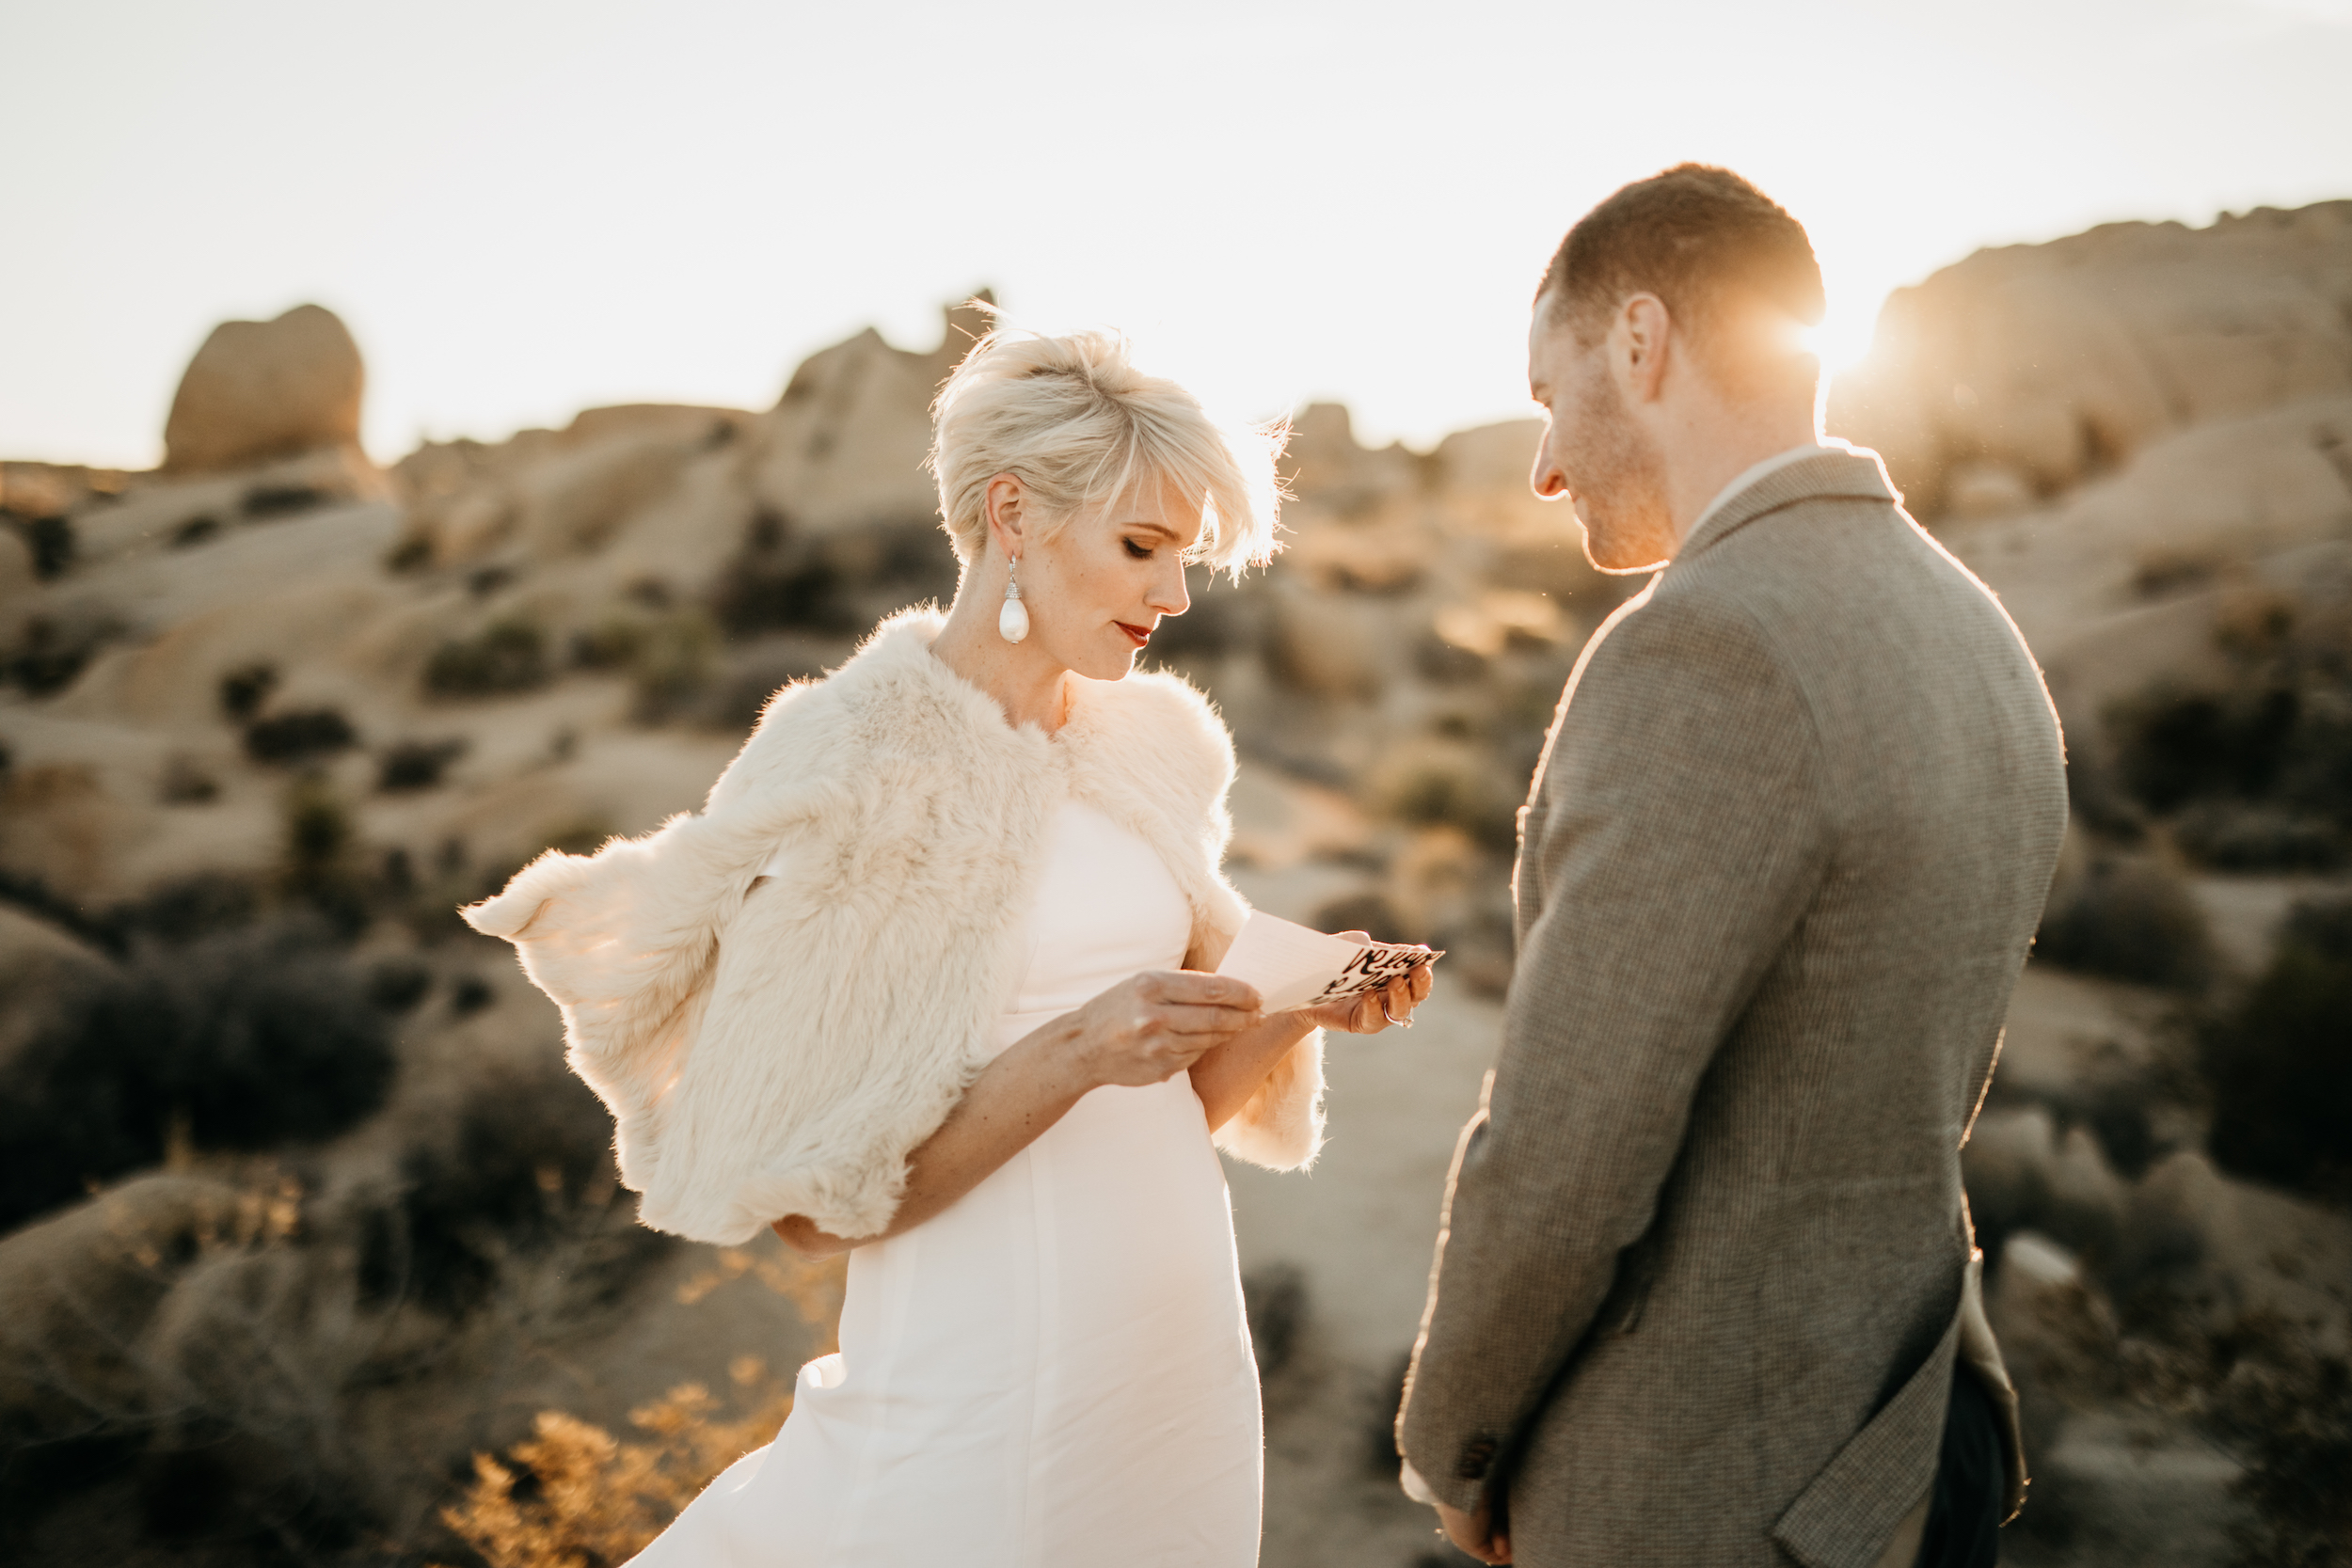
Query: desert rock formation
163 303 371 474
1829 200 2352 521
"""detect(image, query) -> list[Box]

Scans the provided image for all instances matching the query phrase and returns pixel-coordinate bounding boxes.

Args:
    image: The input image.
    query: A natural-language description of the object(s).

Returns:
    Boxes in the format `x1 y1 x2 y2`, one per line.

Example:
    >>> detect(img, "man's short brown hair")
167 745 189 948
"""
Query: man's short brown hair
1538 165 1825 391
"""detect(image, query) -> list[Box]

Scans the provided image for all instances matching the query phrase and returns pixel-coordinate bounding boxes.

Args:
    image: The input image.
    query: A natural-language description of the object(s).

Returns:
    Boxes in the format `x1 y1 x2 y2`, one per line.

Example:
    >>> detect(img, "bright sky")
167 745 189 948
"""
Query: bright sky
5 0 2349 469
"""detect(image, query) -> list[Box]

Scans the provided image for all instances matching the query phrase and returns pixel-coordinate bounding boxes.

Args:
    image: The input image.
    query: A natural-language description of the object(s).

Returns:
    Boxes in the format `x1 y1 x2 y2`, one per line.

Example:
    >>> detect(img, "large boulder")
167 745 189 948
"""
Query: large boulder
163 304 367 473
1829 201 2352 520
741 297 989 540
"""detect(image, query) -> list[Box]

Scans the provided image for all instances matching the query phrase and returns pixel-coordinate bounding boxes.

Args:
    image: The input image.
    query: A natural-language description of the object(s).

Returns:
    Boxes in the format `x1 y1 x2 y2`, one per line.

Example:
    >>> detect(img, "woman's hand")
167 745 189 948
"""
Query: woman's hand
1062 970 1264 1088
770 969 1263 1258
1300 943 1435 1036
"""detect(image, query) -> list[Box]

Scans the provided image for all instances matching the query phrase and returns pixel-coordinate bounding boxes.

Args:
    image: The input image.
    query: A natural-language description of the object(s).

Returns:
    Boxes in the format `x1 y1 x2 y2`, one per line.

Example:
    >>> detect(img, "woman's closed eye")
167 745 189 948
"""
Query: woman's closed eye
1123 537 1154 560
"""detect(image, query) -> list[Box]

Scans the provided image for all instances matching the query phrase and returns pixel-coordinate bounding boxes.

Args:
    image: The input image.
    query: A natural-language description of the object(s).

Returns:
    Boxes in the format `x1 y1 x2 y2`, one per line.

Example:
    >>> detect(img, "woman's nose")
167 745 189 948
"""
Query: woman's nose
1149 561 1190 616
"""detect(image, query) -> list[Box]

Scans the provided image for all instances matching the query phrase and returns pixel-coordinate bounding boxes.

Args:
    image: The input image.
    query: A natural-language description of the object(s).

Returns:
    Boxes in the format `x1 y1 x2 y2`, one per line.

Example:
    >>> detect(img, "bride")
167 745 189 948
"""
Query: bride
464 325 1432 1565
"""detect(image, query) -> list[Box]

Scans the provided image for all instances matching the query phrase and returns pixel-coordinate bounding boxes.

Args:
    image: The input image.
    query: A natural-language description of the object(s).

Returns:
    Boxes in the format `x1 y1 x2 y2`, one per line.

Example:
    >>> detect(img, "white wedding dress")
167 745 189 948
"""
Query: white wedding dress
630 798 1264 1567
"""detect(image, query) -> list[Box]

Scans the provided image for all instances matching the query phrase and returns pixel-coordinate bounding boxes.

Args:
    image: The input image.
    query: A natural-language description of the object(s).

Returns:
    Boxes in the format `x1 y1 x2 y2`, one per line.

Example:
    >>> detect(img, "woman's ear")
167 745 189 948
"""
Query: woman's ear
984 473 1027 560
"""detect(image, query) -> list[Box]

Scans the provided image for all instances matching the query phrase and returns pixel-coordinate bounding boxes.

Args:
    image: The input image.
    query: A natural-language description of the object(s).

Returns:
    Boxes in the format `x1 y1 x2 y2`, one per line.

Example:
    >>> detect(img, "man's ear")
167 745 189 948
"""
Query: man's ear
1614 293 1673 405
983 473 1027 559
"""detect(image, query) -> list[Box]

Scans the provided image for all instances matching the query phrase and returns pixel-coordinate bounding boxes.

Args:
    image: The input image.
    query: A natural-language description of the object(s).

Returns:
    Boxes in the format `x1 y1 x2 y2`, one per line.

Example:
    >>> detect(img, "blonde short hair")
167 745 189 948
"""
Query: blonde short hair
928 323 1285 579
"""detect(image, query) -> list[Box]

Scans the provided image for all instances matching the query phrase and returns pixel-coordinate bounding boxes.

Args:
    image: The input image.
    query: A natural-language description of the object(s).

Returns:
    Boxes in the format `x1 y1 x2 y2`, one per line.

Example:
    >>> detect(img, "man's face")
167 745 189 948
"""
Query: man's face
1527 293 1675 572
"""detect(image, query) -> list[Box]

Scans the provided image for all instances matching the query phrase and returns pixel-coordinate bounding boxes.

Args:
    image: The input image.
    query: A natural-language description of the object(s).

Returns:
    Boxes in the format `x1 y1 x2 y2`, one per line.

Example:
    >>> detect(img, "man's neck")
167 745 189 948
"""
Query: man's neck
1659 400 1821 543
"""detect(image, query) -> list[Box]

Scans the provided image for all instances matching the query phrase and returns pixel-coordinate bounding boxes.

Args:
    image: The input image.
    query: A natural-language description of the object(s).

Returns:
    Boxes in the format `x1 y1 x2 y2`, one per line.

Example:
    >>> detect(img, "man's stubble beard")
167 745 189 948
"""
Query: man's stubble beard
1566 371 1676 573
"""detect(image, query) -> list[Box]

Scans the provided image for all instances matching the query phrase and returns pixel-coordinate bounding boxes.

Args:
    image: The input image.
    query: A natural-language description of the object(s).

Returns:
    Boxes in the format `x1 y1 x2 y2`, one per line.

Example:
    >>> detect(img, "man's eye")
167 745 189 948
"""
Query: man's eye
1124 538 1153 560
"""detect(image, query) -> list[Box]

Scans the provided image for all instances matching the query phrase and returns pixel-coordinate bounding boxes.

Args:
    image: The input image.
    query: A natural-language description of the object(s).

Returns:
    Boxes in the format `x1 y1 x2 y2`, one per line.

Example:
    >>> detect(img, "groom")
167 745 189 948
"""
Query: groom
1395 166 2067 1567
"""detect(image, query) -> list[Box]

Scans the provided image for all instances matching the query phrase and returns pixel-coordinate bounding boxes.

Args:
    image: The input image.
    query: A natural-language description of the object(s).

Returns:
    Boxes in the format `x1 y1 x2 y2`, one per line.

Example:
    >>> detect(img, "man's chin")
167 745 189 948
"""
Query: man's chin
1579 520 1676 575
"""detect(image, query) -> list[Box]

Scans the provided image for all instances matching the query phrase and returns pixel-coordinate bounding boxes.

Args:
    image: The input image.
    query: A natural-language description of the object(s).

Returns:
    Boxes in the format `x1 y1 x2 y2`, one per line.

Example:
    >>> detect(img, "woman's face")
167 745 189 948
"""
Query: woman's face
1019 478 1200 681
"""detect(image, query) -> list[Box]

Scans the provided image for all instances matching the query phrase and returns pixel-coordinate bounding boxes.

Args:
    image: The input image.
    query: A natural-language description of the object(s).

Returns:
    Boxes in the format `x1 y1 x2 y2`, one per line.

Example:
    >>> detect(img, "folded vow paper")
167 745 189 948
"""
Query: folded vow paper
1214 911 1441 1014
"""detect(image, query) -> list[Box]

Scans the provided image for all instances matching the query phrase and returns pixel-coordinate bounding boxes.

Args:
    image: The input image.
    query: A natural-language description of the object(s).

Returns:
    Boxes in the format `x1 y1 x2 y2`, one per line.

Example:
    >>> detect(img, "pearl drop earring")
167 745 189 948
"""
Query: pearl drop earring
998 557 1030 644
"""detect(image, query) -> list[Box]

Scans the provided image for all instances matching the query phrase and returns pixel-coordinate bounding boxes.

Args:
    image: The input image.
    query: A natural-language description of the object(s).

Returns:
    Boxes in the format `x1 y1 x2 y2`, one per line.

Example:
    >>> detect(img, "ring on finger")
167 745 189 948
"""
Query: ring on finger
1380 997 1413 1029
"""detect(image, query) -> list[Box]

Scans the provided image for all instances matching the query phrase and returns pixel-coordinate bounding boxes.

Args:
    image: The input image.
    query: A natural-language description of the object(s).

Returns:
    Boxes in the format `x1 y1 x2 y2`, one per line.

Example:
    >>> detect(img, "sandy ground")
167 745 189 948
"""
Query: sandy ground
1224 983 1503 1568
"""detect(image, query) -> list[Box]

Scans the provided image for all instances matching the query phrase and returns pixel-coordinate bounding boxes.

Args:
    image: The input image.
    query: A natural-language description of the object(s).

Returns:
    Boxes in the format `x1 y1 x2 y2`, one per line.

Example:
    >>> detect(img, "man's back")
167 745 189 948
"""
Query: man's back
1400 449 2067 1567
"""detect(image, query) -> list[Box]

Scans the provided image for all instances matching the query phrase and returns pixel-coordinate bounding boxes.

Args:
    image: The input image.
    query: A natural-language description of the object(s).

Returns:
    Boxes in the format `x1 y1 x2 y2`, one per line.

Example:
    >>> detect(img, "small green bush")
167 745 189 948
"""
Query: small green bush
628 610 722 723
1370 743 1519 853
423 618 548 697
2200 896 2352 1202
376 736 468 792
6 611 113 696
217 661 278 720
2036 857 2216 990
2174 801 2349 872
243 705 358 765
358 1063 632 1314
0 918 397 1231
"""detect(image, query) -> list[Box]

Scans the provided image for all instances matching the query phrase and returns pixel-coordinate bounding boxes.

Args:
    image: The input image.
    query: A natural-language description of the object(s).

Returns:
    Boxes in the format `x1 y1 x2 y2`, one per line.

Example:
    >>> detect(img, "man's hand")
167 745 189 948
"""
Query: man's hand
1436 1497 1511 1564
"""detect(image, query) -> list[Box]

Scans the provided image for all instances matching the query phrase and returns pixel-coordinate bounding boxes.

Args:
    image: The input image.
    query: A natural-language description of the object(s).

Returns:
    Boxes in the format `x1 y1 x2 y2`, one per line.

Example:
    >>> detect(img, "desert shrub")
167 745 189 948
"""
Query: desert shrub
705 637 837 735
12 512 76 577
628 609 722 722
440 1350 818 1566
0 919 396 1231
358 1064 624 1315
1368 1349 1415 1478
2130 547 2221 600
2108 1310 2352 1568
2036 857 2216 990
217 660 278 720
168 514 222 547
7 611 115 696
1311 891 1406 942
2214 1329 2352 1568
567 616 645 671
1370 743 1520 853
2102 587 2352 837
1416 632 1490 684
157 752 219 804
425 619 549 697
377 736 469 792
440 1249 843 1566
241 483 327 518
1146 567 1255 667
1243 1263 1308 1378
111 872 262 946
278 775 373 936
0 866 119 951
365 957 433 1013
244 705 359 765
2063 749 2148 842
2199 895 2352 1203
2174 800 2350 872
384 534 434 573
709 509 854 637
2108 682 2300 813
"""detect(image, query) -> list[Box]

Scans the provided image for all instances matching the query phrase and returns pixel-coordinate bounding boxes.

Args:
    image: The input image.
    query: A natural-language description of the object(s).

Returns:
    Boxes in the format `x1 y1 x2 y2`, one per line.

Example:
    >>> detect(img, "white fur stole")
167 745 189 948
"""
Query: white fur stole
462 608 1325 1244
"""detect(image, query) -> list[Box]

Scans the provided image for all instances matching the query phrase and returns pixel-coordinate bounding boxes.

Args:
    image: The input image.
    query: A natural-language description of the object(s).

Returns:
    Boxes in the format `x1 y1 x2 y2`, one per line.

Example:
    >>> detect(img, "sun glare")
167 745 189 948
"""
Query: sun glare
1804 304 1882 375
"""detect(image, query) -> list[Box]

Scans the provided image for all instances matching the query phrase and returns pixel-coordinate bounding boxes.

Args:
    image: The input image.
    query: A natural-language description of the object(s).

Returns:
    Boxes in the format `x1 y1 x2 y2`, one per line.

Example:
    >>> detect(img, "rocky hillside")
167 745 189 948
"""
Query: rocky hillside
2 202 2348 1567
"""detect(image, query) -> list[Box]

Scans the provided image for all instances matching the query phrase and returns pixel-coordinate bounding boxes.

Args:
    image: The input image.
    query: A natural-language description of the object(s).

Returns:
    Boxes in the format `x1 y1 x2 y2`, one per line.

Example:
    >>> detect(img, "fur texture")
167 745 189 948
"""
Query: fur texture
463 608 1324 1244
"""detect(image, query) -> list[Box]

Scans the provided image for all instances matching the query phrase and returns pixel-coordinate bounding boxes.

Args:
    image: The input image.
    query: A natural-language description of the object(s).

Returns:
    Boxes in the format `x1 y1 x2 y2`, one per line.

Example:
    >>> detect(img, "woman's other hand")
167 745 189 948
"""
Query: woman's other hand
1301 946 1434 1036
772 1212 853 1259
1065 970 1263 1088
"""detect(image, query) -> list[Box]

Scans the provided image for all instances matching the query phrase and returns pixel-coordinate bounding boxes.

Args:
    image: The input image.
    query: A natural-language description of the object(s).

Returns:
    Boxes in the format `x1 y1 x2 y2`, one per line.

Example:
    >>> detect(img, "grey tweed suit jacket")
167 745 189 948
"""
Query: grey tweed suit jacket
1396 448 2066 1568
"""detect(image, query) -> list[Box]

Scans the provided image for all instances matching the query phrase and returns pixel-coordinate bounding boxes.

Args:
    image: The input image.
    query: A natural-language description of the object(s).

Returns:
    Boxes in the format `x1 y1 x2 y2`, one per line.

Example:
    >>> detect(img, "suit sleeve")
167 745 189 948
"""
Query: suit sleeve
1397 589 1830 1512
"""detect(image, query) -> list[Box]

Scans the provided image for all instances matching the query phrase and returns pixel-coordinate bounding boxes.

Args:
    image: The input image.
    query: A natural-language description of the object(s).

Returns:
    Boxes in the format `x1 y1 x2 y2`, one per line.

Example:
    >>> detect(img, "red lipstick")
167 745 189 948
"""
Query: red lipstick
1115 621 1152 648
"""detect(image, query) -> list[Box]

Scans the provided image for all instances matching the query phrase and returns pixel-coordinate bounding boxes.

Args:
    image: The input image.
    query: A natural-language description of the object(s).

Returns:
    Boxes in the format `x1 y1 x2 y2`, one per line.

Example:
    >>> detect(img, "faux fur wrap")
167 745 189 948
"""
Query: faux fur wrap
462 608 1325 1245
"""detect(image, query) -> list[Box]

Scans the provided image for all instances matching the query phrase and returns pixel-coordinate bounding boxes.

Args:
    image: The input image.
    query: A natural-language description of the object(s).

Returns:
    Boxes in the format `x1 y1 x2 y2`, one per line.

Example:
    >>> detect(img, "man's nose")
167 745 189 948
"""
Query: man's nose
1531 437 1569 499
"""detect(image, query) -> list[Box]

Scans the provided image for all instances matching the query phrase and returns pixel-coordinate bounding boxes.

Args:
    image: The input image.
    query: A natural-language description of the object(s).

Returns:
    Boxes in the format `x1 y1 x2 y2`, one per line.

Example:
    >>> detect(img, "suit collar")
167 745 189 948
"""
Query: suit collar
1672 444 1900 564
